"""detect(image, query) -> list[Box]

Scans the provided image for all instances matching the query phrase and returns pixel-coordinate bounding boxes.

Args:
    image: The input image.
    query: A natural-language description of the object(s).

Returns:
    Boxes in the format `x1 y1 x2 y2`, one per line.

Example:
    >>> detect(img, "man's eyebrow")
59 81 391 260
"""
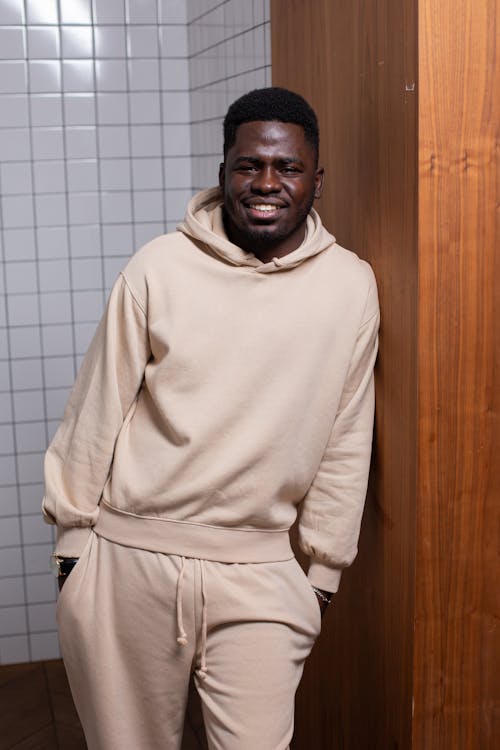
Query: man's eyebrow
278 157 305 166
233 155 305 166
234 156 261 164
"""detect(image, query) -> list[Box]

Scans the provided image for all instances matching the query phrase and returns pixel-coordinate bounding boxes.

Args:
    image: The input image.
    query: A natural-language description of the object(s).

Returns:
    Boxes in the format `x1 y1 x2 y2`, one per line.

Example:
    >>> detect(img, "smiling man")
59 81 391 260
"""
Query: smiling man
220 118 323 260
43 88 379 750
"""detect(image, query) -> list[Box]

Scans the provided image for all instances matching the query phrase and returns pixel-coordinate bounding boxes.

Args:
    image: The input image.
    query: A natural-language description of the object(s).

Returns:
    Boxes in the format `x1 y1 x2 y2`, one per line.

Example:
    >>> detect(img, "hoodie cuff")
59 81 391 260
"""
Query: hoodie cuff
55 526 92 557
307 560 342 593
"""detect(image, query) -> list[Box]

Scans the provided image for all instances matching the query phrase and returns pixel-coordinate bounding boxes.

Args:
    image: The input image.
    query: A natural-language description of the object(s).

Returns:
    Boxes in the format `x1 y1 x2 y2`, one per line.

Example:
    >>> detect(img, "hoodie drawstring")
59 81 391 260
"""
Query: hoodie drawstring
175 556 209 676
176 556 188 646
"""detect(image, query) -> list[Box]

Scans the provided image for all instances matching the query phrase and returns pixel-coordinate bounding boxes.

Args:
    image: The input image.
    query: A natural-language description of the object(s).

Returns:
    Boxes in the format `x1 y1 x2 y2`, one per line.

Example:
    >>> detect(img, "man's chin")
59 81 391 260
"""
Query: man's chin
222 209 298 253
239 226 282 247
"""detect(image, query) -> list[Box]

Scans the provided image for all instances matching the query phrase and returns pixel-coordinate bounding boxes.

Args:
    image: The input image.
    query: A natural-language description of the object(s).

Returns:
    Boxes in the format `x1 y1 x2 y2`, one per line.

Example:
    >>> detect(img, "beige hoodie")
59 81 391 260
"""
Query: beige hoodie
43 187 379 592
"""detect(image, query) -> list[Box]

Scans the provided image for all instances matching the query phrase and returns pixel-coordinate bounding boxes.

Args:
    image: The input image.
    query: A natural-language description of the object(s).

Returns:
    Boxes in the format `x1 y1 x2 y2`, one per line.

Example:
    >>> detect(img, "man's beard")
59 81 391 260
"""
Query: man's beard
224 191 315 252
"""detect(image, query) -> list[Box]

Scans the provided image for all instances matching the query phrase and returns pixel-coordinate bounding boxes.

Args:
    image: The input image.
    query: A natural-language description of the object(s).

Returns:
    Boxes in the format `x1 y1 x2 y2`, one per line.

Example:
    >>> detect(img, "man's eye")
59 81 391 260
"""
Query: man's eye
281 167 299 174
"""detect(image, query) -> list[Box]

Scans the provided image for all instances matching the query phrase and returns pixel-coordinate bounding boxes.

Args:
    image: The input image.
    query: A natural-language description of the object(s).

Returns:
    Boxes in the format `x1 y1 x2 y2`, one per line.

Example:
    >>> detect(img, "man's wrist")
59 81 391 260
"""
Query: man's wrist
307 561 342 593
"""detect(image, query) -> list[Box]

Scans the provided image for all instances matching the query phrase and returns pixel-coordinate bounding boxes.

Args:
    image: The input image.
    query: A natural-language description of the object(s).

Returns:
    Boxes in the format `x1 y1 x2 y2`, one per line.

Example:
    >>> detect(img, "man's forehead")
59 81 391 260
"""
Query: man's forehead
230 120 311 153
234 120 304 139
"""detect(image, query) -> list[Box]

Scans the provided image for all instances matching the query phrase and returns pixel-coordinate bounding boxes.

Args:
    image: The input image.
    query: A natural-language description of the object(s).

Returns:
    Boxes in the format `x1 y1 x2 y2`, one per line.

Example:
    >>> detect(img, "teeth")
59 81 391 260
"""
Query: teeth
252 204 278 212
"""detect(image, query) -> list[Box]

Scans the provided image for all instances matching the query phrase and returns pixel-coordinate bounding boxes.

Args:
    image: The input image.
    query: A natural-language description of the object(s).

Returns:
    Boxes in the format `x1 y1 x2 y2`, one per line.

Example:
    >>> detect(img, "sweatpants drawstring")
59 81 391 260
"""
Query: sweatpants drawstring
176 556 188 646
198 559 208 677
175 556 208 675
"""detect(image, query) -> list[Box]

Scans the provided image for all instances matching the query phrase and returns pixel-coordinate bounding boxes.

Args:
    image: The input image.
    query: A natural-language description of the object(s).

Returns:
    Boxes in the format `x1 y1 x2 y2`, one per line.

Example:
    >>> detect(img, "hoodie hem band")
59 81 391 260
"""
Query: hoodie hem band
93 502 294 563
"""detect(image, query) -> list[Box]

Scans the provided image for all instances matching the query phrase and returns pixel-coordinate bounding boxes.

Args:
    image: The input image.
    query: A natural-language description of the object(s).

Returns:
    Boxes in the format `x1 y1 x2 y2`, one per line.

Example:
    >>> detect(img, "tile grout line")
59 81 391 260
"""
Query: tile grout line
90 0 109 313
157 0 170 235
55 0 79 389
123 0 139 264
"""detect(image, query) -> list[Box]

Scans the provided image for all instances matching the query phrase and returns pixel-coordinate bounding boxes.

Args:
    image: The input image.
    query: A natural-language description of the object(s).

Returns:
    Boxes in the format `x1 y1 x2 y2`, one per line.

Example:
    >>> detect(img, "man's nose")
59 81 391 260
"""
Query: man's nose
251 166 281 192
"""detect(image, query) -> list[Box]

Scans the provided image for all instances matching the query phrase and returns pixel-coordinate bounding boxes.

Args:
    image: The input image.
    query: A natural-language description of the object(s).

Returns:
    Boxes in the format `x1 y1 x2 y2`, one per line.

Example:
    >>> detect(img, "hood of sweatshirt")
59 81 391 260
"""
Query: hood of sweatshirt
178 186 336 274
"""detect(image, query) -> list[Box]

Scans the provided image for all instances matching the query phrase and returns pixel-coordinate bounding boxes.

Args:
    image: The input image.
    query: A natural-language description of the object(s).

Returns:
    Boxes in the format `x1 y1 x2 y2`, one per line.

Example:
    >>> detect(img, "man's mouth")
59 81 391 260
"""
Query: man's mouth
245 203 284 220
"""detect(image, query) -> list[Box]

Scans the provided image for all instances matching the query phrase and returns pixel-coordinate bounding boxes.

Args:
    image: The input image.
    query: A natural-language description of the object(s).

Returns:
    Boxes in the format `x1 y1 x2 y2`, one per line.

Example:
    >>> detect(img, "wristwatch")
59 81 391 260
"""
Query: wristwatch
311 586 333 605
50 554 79 580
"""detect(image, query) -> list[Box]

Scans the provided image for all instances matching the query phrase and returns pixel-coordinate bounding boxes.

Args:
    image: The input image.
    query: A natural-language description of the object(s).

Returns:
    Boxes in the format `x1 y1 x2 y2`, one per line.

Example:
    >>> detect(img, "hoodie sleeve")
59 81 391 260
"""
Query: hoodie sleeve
299 275 379 593
42 272 151 557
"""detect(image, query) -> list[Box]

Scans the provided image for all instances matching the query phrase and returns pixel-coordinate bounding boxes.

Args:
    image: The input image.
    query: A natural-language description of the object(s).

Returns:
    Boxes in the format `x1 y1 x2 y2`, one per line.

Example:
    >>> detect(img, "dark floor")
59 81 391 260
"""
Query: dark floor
0 659 86 749
1 659 208 750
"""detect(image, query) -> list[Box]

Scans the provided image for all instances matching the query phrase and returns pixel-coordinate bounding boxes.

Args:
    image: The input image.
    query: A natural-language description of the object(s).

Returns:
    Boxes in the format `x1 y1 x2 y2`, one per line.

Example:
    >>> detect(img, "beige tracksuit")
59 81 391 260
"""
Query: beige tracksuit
43 187 379 749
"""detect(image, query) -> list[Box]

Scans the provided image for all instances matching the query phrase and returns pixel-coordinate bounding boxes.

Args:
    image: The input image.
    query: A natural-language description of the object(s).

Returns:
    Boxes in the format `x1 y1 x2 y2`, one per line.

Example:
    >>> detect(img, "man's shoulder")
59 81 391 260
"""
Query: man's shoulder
118 230 196 307
322 241 377 288
318 242 378 323
123 230 200 281
127 230 193 270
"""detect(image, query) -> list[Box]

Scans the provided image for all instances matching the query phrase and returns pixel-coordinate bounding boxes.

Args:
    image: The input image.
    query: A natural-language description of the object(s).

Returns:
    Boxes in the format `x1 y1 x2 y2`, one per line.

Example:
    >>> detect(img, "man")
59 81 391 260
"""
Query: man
43 87 379 750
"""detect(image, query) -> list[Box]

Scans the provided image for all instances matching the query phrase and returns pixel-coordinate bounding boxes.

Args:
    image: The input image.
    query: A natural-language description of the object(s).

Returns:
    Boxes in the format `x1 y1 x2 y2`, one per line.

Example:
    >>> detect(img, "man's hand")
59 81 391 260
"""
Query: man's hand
312 586 333 617
53 557 79 591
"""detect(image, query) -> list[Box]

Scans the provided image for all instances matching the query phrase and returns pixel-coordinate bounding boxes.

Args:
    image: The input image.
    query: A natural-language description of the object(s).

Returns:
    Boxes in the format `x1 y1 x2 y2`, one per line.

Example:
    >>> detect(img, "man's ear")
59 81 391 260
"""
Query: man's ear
219 162 225 190
314 167 325 199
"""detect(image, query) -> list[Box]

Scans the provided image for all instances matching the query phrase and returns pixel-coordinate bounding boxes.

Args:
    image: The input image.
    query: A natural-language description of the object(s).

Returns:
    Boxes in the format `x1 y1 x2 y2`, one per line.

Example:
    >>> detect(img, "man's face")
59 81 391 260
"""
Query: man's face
219 121 324 260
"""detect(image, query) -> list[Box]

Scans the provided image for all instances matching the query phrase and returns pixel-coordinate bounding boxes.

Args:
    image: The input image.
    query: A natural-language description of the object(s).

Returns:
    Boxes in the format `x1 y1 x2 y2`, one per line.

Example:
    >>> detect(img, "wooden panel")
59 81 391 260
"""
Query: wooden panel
272 2 418 748
415 0 500 746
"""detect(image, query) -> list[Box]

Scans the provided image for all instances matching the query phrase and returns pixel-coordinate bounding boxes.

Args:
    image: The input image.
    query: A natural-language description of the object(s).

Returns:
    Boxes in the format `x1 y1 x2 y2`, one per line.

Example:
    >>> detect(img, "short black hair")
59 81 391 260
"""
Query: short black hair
223 87 319 161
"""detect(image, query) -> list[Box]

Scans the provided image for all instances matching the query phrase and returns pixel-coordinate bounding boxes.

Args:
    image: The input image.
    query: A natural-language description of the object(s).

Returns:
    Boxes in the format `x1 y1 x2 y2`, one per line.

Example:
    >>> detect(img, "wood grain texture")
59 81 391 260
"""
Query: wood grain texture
415 0 500 746
272 1 418 747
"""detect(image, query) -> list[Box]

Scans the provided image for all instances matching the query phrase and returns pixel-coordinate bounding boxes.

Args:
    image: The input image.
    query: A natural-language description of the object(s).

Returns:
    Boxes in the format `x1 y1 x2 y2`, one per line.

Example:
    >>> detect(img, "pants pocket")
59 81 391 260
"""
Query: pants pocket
56 531 94 619
290 558 322 636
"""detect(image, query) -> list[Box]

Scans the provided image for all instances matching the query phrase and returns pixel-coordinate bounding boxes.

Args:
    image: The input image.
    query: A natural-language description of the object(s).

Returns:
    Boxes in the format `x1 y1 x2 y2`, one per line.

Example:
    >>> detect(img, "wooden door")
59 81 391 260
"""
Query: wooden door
272 1 418 746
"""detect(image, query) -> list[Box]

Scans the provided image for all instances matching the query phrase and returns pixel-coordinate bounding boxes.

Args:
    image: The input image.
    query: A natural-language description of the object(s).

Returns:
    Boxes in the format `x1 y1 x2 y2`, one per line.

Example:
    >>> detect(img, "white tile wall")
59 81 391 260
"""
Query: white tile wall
0 0 270 665
0 0 192 665
187 0 271 189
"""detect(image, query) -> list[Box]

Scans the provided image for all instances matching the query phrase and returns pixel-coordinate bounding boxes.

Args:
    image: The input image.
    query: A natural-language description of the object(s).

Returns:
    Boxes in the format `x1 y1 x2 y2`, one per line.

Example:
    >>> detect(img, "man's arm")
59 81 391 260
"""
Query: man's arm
299 273 380 597
42 273 151 559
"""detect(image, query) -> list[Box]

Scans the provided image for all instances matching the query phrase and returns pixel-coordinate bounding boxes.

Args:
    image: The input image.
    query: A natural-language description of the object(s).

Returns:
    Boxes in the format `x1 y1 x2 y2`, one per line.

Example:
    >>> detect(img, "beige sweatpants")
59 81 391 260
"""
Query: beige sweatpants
57 532 321 750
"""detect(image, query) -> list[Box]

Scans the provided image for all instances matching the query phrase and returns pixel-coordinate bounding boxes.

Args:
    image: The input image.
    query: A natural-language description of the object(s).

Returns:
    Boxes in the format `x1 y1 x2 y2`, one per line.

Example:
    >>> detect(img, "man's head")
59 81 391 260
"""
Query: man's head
223 87 320 165
219 88 324 262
